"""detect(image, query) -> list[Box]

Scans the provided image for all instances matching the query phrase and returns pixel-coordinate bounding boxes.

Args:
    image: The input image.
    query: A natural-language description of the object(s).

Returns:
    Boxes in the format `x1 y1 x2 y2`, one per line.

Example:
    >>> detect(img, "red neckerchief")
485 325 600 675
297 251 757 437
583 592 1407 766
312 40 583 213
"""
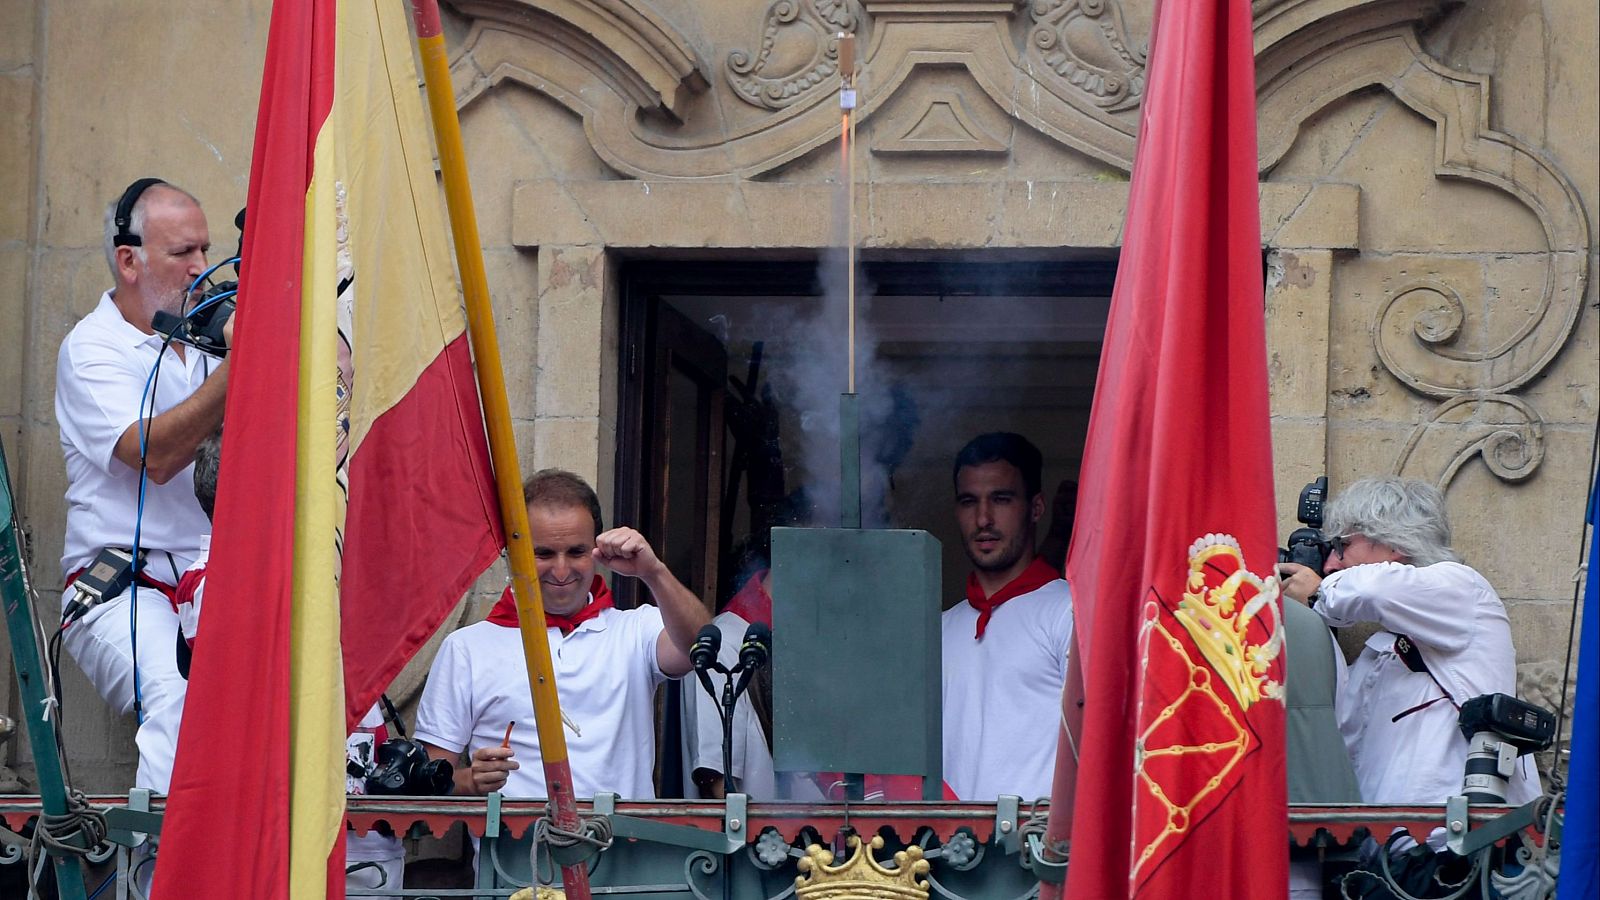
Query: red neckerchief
965 556 1059 640
723 569 772 626
486 575 613 635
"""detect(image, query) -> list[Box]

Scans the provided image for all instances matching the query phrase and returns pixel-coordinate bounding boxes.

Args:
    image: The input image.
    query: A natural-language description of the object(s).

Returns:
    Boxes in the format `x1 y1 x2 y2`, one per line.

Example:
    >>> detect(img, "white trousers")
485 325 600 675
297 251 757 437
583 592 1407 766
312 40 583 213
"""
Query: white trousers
62 585 188 793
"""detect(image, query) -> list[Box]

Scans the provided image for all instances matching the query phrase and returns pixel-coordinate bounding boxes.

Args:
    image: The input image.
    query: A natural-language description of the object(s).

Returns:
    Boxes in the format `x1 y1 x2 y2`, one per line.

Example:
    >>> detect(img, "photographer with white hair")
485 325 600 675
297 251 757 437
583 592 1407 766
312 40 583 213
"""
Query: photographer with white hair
1277 476 1540 817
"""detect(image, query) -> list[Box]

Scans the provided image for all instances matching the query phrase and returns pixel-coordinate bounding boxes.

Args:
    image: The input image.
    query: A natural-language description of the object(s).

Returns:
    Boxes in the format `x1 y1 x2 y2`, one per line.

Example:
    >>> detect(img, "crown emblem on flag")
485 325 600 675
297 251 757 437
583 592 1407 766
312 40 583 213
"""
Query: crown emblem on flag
1174 534 1284 710
795 834 930 899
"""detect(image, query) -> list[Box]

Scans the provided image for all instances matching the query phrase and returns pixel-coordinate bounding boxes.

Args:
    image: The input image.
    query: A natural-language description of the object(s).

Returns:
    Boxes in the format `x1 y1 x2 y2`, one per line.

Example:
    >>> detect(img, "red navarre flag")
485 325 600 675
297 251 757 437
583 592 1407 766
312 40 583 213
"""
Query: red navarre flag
1045 0 1288 896
154 0 502 896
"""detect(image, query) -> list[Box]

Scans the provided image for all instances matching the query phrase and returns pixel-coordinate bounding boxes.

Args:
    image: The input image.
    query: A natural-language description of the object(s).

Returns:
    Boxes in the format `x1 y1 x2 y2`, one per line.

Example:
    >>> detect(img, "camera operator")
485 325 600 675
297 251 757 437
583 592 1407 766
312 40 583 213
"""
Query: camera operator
1276 477 1540 817
55 179 231 797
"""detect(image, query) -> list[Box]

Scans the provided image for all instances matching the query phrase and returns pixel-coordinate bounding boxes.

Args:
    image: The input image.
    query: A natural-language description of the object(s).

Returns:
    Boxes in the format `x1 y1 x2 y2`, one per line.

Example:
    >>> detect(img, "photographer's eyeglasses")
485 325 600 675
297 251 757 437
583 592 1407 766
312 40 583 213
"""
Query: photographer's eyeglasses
1328 534 1353 558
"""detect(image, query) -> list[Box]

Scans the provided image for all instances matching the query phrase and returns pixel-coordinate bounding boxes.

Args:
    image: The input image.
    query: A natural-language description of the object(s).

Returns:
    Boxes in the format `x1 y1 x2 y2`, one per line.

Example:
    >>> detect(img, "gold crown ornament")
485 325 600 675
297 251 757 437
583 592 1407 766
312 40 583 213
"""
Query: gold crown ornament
1173 534 1285 710
795 834 930 900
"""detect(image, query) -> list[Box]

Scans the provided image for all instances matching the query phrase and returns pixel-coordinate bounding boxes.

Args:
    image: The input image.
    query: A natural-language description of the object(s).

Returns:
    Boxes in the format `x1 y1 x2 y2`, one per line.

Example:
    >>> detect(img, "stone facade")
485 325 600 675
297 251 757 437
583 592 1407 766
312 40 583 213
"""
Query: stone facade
1 0 1593 792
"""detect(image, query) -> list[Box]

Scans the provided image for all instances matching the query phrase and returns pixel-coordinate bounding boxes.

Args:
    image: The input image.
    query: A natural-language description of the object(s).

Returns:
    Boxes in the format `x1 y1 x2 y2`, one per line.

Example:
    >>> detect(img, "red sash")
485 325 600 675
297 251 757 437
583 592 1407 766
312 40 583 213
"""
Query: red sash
964 556 1059 640
486 575 613 635
64 566 179 603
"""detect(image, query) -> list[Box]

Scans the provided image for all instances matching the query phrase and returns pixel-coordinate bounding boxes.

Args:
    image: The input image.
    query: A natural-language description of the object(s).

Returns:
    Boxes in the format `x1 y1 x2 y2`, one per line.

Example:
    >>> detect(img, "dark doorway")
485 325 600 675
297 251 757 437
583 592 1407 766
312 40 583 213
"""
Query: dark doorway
616 257 1115 613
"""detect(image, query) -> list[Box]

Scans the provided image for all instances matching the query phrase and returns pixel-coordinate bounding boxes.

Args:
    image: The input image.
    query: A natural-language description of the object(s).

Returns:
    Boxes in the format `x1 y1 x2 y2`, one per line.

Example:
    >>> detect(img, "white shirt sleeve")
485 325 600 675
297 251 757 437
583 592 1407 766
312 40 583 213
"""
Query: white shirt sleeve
413 633 476 755
57 332 150 474
634 604 670 685
1050 589 1074 683
1315 561 1479 653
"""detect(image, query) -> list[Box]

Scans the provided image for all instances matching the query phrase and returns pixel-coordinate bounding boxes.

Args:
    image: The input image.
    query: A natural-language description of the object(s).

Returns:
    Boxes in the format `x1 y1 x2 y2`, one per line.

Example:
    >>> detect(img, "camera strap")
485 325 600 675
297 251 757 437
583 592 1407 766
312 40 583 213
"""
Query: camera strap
1389 633 1461 721
1392 634 1429 675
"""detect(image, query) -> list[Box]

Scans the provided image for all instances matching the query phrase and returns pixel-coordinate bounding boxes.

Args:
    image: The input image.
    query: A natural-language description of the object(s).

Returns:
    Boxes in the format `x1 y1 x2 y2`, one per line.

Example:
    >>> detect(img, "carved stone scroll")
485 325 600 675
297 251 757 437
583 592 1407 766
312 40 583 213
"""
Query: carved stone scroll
1027 0 1147 112
726 0 862 110
1393 395 1545 490
1258 5 1590 488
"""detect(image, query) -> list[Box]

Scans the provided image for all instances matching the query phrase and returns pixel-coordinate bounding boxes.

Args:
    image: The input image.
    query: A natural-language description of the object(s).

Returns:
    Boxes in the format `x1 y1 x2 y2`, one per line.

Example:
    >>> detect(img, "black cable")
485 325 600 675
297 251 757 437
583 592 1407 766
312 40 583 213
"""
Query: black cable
379 693 407 740
1550 413 1600 791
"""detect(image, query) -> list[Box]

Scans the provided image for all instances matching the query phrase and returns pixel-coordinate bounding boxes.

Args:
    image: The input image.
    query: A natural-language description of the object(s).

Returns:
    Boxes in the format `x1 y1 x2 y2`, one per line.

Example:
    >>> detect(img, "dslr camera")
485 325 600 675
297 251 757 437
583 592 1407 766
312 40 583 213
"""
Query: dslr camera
348 738 454 796
1278 476 1331 576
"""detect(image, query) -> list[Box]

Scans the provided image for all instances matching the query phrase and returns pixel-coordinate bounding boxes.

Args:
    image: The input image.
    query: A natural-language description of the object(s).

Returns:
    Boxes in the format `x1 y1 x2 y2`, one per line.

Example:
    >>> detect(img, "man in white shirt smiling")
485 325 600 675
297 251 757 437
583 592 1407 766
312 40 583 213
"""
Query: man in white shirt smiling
415 469 710 798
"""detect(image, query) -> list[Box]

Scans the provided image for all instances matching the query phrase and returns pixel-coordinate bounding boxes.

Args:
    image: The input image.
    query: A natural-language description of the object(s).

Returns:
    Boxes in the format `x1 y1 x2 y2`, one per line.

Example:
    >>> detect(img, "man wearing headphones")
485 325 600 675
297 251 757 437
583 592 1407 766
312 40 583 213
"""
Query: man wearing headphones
55 178 230 794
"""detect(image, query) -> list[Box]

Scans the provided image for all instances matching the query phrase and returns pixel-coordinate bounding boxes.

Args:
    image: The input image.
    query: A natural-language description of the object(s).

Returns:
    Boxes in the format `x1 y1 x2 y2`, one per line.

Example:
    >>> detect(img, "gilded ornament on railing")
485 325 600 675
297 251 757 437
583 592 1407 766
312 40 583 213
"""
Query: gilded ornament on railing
1027 0 1147 111
508 887 566 900
726 0 861 109
1173 535 1284 710
795 834 929 899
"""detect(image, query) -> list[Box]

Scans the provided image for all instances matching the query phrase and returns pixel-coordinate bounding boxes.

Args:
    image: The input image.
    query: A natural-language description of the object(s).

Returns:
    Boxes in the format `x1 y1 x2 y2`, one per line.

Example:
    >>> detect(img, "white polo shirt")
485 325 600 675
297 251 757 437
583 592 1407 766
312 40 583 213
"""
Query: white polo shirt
941 578 1073 801
415 603 671 799
56 291 214 582
1317 561 1540 807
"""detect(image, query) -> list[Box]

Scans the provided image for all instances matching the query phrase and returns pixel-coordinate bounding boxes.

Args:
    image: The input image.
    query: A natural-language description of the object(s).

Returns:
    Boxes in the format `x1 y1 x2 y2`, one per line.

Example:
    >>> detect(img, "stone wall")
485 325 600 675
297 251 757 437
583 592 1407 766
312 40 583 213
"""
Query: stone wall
1 0 1593 792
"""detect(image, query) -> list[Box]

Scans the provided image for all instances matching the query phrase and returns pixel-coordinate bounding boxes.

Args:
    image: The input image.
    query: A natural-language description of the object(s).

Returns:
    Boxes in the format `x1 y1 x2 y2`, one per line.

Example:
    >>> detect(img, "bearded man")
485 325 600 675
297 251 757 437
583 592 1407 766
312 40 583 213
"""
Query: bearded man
941 432 1073 800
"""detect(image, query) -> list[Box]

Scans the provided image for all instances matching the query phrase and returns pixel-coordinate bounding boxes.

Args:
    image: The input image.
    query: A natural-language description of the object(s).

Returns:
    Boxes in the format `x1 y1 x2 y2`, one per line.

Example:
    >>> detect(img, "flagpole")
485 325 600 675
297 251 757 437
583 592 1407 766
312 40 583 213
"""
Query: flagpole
408 3 592 898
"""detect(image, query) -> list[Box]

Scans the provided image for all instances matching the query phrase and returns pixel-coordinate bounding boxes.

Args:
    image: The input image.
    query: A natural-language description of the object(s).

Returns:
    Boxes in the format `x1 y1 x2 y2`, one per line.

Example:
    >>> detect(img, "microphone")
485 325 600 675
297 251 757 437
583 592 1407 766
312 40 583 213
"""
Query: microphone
691 623 722 702
732 622 771 700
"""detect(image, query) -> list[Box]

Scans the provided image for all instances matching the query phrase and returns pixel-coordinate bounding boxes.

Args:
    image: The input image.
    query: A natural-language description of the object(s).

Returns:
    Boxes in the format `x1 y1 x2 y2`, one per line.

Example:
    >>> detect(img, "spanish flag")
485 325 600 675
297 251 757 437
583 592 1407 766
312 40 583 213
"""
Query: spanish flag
1043 0 1288 896
154 0 502 895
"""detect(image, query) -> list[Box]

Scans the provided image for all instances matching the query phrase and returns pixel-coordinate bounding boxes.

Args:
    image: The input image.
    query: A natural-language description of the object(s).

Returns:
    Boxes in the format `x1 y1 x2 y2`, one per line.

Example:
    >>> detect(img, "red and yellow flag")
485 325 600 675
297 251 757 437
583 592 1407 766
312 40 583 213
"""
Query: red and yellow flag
1044 0 1287 896
154 0 502 895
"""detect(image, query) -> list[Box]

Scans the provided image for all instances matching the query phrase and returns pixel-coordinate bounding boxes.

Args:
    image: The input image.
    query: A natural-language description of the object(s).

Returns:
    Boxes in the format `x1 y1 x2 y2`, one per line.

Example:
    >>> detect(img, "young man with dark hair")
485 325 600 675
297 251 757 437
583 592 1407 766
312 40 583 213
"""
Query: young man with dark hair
415 468 711 798
942 432 1073 800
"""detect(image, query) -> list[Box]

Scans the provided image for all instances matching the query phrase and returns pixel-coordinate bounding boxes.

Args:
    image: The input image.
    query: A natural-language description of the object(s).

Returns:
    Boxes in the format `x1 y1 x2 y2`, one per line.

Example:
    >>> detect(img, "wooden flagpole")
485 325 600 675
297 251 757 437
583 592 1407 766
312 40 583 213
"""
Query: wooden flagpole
408 3 592 897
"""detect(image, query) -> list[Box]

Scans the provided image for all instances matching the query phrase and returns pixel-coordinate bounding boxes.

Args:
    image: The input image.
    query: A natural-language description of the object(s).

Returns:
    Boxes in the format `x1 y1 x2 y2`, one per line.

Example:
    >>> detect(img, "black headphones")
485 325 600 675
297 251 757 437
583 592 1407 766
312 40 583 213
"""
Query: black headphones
112 177 168 248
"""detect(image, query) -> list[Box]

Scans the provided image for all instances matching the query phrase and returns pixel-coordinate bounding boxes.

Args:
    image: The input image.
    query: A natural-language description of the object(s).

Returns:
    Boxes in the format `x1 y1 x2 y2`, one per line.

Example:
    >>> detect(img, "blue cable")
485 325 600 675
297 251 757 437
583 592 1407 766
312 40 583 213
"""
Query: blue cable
126 263 238 726
86 869 115 900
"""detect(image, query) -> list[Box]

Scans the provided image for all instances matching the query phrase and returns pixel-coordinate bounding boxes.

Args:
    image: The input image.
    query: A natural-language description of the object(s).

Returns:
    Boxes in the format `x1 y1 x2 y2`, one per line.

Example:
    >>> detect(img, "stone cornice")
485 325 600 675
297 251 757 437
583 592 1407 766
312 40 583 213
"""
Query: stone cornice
446 0 707 117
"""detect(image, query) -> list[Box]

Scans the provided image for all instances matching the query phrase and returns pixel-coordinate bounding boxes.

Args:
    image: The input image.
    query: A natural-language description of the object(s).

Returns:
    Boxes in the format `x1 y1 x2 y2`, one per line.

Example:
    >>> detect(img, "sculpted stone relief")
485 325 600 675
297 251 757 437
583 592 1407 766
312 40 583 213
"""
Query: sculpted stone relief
1257 15 1590 493
1027 0 1147 112
446 0 1144 176
443 0 1590 495
725 0 863 110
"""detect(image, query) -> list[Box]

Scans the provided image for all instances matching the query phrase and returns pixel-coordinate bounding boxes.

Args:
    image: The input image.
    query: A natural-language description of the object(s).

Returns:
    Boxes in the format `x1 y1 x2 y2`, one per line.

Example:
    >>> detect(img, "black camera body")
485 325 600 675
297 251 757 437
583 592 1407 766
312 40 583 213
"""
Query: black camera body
152 280 236 358
1457 693 1555 754
1278 476 1331 575
349 738 454 796
1457 693 1554 803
